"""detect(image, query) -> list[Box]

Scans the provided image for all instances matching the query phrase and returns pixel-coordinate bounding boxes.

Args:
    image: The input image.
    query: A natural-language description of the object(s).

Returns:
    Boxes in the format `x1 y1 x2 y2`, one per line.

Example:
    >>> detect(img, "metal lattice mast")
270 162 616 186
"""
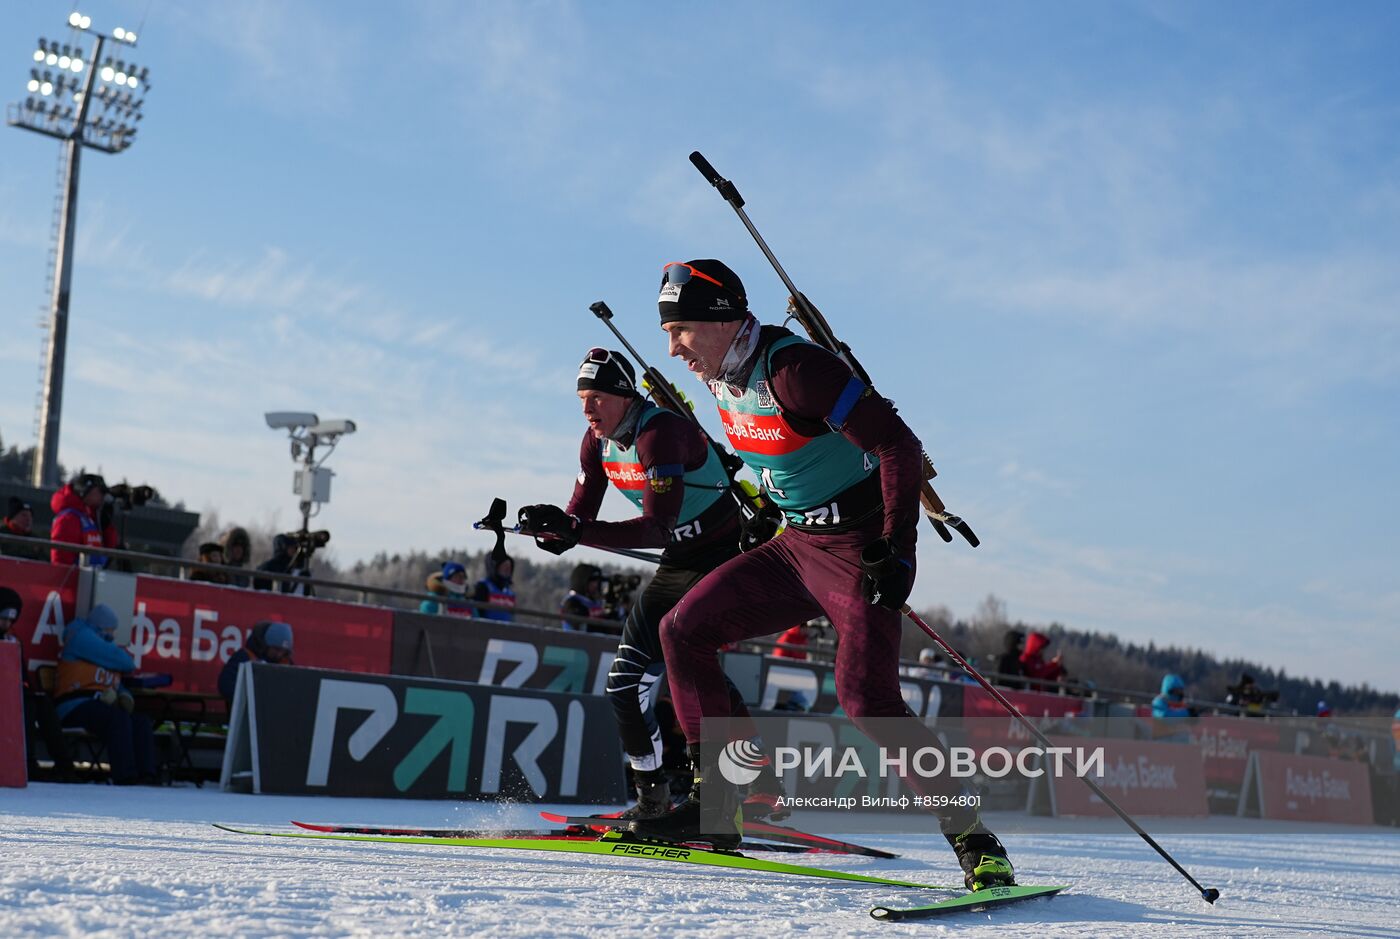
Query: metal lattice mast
33 145 68 442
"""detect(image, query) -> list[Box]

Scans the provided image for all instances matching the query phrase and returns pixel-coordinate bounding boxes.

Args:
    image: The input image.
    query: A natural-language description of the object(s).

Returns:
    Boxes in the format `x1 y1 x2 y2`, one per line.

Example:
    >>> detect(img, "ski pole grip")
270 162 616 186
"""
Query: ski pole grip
589 300 613 321
689 150 722 184
476 497 507 531
689 151 744 207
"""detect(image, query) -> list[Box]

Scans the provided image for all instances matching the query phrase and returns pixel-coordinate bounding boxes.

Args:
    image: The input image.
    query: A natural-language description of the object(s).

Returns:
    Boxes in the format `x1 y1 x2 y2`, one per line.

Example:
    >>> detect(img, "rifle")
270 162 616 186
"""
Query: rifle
687 151 978 547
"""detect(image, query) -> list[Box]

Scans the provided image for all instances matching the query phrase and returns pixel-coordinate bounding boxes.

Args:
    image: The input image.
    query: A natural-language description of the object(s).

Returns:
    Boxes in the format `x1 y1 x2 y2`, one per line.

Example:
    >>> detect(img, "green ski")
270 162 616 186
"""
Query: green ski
870 884 1067 921
212 824 955 891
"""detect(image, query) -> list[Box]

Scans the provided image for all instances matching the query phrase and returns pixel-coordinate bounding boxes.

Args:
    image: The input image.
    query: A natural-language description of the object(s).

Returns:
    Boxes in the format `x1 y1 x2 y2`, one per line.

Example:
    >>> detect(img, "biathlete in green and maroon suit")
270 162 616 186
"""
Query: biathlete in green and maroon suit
630 259 1015 893
517 347 757 820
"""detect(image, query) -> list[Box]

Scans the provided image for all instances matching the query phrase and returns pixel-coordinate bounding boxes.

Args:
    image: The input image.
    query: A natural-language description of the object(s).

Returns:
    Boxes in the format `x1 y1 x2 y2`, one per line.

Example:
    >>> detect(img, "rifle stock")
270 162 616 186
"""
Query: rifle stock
781 294 977 546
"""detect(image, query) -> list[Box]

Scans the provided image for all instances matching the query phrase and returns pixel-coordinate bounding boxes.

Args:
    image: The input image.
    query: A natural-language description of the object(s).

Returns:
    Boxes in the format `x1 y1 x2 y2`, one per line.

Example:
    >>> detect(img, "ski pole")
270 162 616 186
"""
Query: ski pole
900 603 1221 905
589 300 767 524
687 150 979 549
474 498 663 566
477 498 512 561
472 521 662 566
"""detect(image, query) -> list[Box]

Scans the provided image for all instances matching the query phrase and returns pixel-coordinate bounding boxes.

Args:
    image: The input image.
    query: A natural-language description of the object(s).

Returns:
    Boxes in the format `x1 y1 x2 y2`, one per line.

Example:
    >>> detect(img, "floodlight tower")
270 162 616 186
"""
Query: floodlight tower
7 12 151 487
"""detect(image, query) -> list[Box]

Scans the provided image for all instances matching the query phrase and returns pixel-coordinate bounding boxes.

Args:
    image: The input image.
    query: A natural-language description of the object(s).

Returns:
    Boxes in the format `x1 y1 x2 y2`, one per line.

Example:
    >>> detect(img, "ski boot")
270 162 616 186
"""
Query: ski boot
630 745 744 850
944 814 1016 891
615 767 674 821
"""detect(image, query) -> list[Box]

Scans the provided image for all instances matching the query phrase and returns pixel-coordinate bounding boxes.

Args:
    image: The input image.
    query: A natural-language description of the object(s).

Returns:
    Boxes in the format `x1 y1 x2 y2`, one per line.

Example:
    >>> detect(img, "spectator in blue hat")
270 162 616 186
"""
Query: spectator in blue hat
54 604 158 784
420 561 474 617
1151 673 1197 722
473 552 516 622
218 620 295 711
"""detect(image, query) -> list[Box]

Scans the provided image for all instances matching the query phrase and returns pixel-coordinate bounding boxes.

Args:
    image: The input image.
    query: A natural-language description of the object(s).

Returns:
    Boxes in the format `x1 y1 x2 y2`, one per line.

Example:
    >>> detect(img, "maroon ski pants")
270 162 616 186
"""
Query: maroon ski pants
660 517 960 800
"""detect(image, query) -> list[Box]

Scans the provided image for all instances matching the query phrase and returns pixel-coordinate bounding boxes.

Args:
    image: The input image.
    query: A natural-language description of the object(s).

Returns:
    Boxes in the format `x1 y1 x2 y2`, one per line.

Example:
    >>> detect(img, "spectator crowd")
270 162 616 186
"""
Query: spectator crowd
0 475 317 596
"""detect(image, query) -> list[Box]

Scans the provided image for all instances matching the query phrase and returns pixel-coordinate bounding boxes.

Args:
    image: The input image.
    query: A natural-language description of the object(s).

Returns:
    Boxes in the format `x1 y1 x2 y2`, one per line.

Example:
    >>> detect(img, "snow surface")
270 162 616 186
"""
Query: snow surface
2 784 1397 938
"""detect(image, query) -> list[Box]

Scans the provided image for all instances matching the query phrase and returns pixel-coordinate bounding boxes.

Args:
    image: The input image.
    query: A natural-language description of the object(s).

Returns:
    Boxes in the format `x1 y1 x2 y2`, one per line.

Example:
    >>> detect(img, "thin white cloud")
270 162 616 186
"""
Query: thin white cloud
57 303 583 559
736 43 1400 418
997 460 1073 496
162 247 366 317
410 0 587 162
165 0 370 114
0 209 48 249
60 206 556 388
969 254 1400 392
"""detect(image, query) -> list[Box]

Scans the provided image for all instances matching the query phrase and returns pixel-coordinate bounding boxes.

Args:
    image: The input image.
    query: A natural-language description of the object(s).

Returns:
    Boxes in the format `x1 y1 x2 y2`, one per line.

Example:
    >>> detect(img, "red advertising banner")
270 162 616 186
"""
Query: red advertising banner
0 557 81 675
0 560 393 699
128 577 394 697
964 686 1085 754
1187 714 1284 791
1046 735 1209 817
0 641 27 787
1241 750 1374 826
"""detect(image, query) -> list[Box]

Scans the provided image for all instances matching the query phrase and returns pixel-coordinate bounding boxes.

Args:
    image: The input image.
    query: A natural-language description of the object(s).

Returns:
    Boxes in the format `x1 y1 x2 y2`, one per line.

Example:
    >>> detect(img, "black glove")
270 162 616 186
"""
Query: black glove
739 501 785 553
518 504 580 554
859 537 913 610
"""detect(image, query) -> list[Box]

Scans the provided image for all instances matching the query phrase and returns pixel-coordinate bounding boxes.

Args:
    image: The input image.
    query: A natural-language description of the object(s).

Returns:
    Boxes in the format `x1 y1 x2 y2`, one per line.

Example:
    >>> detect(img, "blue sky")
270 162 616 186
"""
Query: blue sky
2 1 1396 691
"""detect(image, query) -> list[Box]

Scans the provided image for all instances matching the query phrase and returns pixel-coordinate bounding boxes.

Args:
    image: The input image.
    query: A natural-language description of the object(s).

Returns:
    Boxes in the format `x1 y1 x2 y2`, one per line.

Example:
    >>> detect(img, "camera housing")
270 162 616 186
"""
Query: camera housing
284 529 331 549
107 482 156 510
265 411 319 430
309 419 356 438
602 573 644 614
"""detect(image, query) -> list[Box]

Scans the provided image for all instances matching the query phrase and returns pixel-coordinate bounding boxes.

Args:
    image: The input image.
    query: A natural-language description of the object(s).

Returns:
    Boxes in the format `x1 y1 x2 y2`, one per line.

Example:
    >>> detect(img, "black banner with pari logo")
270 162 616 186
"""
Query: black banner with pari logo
234 664 626 803
391 611 619 693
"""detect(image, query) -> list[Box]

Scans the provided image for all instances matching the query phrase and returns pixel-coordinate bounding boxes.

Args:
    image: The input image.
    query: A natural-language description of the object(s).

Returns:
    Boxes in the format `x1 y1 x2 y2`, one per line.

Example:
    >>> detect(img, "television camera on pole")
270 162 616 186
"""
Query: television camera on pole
264 412 357 568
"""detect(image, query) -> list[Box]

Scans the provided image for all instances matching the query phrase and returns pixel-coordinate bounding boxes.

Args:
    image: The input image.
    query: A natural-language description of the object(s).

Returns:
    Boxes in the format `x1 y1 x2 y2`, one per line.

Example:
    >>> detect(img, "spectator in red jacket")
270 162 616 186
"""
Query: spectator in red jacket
49 474 118 567
1019 630 1065 689
772 624 811 660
